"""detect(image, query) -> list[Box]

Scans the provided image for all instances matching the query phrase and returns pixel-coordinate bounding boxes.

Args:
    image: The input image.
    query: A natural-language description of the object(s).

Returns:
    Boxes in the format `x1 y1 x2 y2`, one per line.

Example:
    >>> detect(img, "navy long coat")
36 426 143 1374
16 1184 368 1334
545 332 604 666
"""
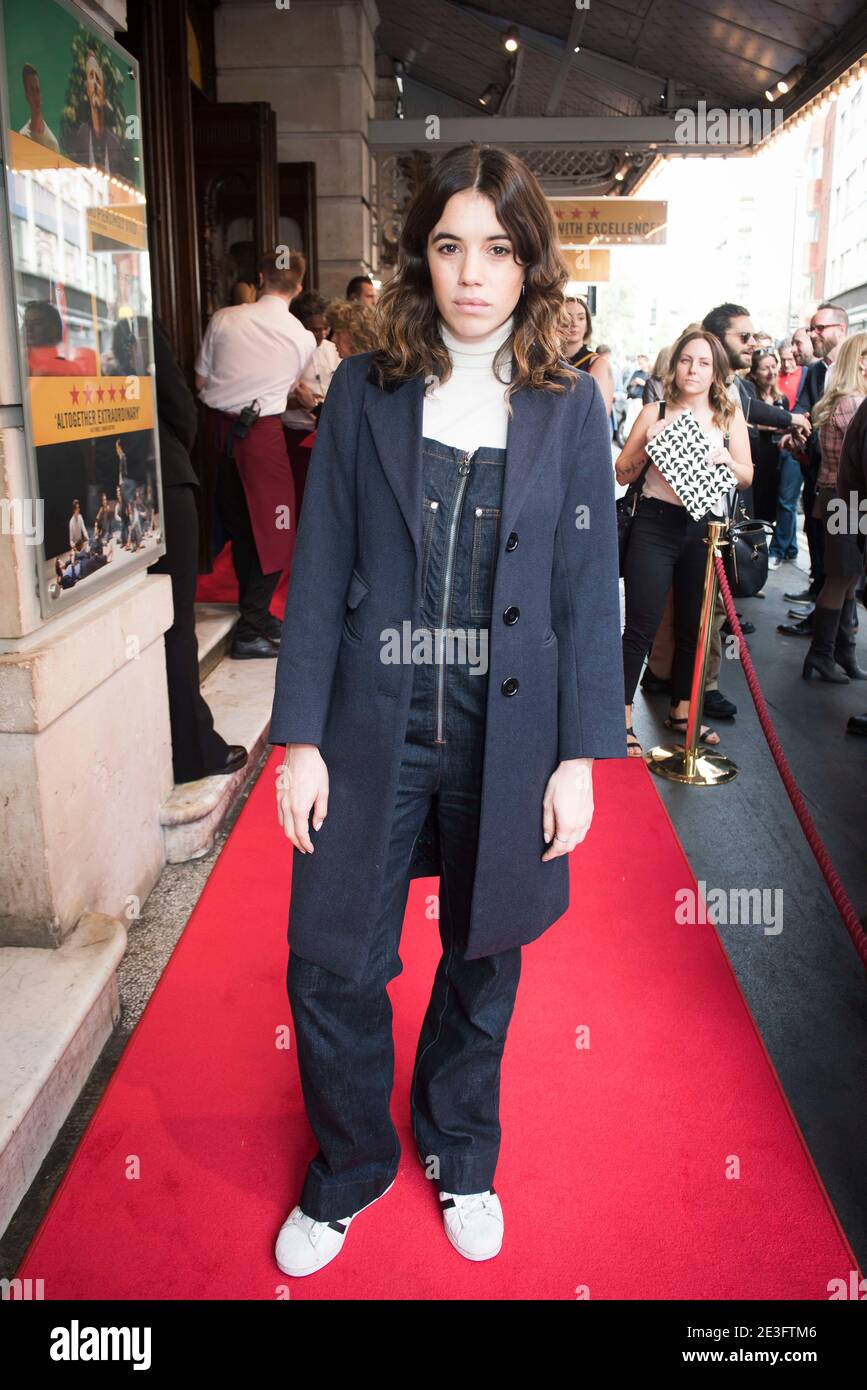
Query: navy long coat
269 349 626 982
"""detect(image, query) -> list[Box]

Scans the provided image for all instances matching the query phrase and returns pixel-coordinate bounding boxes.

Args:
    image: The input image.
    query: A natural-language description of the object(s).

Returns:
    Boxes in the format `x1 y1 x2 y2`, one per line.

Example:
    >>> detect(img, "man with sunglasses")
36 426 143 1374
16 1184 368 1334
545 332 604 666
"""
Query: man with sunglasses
701 305 811 437
777 304 850 633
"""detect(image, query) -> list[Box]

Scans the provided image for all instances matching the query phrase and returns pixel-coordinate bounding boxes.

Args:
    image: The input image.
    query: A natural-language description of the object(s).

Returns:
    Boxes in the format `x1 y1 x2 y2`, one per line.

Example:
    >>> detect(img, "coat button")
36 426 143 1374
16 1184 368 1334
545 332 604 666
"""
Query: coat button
501 676 519 696
503 605 520 625
505 532 519 551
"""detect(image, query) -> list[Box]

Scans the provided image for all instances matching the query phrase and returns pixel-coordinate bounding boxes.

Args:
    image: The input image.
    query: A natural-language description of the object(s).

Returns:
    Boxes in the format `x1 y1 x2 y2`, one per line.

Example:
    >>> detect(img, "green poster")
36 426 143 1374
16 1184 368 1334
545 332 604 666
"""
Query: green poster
3 0 141 186
0 0 164 617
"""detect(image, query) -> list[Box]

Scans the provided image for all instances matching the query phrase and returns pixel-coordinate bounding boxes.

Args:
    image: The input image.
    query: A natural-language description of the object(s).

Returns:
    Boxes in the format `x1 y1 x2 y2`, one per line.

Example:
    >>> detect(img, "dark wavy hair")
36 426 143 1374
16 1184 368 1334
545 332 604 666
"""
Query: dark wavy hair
368 143 575 411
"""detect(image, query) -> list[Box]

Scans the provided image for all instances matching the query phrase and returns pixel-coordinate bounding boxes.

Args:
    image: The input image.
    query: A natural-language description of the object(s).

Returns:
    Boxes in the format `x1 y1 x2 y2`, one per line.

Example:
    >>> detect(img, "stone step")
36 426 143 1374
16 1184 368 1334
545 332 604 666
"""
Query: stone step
0 912 127 1240
159 650 277 863
195 602 238 683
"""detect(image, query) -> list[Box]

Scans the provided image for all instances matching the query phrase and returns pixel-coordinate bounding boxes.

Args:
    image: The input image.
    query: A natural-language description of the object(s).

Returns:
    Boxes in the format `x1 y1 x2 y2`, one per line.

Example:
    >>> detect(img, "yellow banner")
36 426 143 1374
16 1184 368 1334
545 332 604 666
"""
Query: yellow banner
86 204 147 252
7 129 79 172
552 199 667 246
567 248 611 281
28 376 154 446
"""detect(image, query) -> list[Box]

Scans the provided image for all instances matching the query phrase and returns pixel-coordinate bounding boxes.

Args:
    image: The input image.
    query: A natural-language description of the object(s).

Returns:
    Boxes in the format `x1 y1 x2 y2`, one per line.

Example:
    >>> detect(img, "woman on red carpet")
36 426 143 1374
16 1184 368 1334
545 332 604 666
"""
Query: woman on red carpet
268 143 625 1276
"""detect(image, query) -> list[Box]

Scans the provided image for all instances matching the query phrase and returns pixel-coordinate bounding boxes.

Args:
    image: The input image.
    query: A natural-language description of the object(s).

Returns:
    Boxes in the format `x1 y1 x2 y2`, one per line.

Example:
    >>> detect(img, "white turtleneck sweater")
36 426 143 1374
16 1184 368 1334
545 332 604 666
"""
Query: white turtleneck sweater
422 313 514 451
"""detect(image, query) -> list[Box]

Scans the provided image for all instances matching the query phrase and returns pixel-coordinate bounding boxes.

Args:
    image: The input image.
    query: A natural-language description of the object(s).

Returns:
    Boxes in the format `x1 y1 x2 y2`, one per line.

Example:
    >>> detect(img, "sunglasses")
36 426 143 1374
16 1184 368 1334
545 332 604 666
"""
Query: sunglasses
732 331 756 343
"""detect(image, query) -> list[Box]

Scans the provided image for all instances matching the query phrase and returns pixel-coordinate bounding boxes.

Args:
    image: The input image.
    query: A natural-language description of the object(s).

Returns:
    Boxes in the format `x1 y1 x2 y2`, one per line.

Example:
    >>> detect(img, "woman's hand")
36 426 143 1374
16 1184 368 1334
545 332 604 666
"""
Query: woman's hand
541 758 594 861
276 744 329 853
614 402 657 485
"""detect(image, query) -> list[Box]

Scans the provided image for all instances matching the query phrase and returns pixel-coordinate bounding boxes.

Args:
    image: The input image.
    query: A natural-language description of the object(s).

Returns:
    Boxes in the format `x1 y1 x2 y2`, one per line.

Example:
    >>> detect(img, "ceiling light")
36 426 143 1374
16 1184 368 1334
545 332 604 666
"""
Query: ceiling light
503 26 519 53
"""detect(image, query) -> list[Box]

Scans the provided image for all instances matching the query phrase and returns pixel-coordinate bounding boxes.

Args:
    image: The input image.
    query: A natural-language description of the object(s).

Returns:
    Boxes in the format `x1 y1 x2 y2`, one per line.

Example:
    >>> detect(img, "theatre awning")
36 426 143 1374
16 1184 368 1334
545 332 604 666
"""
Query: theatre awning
369 0 867 193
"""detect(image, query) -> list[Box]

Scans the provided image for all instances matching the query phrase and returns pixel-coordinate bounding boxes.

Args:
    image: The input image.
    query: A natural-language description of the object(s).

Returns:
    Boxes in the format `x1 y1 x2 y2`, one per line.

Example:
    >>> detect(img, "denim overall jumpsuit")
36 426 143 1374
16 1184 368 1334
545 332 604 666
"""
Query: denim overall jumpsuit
287 435 525 1221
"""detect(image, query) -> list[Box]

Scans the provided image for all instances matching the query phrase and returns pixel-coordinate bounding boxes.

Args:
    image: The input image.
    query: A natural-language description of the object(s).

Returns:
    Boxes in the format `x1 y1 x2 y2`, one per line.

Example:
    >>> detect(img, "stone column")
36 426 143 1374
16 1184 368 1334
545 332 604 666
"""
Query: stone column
214 0 380 297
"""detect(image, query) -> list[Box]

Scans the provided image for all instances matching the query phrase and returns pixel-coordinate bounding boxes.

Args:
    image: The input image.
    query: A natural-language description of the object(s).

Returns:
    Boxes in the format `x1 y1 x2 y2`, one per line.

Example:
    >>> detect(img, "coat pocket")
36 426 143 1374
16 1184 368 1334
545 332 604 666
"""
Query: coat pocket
345 567 370 609
343 568 371 641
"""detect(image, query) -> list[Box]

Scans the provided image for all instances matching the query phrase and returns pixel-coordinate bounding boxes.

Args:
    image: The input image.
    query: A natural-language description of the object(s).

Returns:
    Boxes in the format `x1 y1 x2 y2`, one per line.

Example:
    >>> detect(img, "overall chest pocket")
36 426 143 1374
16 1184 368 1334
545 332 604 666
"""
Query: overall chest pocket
470 506 501 620
420 497 439 599
343 567 371 641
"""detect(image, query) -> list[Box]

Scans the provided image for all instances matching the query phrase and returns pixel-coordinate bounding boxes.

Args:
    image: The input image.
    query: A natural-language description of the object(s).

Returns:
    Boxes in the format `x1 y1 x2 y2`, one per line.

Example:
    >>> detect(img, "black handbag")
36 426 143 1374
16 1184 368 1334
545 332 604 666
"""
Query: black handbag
722 484 774 598
616 401 661 575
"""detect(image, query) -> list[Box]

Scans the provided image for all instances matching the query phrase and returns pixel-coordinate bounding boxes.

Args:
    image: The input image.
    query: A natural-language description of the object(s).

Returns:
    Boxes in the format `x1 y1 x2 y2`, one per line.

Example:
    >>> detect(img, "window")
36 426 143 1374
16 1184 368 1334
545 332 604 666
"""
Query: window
805 210 820 242
808 145 822 178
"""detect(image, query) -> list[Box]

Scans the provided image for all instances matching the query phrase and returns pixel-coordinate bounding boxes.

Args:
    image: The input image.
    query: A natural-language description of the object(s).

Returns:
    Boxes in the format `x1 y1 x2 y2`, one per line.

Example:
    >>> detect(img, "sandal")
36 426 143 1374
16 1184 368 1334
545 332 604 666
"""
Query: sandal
626 724 644 757
664 714 720 747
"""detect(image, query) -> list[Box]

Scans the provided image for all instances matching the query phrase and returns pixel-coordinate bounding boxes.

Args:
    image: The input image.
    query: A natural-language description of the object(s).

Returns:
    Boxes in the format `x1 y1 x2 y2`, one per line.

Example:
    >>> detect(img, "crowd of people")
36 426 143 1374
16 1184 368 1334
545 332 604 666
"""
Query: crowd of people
181 258 867 790
569 298 866 750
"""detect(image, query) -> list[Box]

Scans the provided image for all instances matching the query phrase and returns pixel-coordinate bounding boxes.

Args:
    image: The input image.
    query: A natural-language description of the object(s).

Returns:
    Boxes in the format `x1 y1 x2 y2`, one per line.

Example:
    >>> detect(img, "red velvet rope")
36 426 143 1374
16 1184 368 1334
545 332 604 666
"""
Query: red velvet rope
713 553 867 967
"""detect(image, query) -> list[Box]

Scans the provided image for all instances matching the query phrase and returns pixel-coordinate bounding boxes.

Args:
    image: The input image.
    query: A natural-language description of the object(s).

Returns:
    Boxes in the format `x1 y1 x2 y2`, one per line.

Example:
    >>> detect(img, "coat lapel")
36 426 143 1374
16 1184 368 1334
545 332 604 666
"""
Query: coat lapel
364 353 562 572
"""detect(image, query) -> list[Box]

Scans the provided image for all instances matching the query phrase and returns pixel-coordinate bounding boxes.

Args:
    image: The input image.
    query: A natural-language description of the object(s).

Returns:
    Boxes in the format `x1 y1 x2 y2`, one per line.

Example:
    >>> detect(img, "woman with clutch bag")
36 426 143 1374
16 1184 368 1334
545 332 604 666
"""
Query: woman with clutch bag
269 143 625 1276
615 328 753 757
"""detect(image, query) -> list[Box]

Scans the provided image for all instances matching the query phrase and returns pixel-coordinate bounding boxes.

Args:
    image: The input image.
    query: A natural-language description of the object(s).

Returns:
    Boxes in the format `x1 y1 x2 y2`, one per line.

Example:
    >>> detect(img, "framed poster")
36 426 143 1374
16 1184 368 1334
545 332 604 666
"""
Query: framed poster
0 0 163 618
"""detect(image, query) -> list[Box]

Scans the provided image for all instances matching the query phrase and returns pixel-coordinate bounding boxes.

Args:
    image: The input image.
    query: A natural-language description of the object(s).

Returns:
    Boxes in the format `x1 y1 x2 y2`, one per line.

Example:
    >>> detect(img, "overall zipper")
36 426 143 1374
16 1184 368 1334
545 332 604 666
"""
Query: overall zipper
434 448 476 744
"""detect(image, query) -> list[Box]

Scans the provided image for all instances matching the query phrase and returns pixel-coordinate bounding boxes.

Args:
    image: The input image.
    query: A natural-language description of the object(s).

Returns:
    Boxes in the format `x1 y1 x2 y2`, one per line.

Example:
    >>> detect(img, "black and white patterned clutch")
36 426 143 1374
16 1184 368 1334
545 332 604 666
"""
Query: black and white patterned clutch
644 408 737 520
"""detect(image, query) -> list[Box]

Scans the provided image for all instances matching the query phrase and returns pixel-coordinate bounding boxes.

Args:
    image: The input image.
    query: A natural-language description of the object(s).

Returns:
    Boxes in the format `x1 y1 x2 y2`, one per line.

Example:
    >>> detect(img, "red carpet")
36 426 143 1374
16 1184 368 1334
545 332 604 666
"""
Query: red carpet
196 542 290 617
17 756 860 1299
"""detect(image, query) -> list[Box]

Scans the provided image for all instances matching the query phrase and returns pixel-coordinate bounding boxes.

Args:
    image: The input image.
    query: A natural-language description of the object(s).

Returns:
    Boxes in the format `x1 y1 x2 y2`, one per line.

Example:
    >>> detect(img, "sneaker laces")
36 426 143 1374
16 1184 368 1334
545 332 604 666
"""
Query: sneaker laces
293 1210 332 1247
449 1190 497 1222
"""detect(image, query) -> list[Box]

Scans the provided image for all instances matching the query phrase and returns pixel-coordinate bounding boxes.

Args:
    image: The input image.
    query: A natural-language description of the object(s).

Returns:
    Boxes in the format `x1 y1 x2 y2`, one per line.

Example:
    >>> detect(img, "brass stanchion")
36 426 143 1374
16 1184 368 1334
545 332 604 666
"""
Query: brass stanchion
646 520 739 786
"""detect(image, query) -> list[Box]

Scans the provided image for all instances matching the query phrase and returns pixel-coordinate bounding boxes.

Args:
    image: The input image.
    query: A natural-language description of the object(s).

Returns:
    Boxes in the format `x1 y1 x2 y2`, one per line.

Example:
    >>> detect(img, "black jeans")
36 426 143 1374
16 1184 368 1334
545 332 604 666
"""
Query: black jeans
622 496 718 705
286 436 522 1222
802 456 826 594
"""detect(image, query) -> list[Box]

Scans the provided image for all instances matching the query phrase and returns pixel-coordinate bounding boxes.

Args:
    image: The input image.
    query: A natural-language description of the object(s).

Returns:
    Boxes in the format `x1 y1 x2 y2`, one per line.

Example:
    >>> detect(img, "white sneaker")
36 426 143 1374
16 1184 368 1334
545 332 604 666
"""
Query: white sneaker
768 555 783 570
438 1187 504 1261
274 1176 396 1277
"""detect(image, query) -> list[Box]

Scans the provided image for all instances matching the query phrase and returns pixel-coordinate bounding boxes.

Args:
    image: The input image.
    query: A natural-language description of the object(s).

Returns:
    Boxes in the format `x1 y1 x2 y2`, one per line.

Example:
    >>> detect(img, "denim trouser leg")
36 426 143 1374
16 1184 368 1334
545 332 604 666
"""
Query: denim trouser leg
286 739 435 1223
288 717 522 1219
771 450 802 561
410 750 522 1196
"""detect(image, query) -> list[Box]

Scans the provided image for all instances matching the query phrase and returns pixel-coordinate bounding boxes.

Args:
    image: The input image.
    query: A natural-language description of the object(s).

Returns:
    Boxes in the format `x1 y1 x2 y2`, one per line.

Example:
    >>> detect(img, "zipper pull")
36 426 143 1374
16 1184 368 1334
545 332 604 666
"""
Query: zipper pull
458 448 475 475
